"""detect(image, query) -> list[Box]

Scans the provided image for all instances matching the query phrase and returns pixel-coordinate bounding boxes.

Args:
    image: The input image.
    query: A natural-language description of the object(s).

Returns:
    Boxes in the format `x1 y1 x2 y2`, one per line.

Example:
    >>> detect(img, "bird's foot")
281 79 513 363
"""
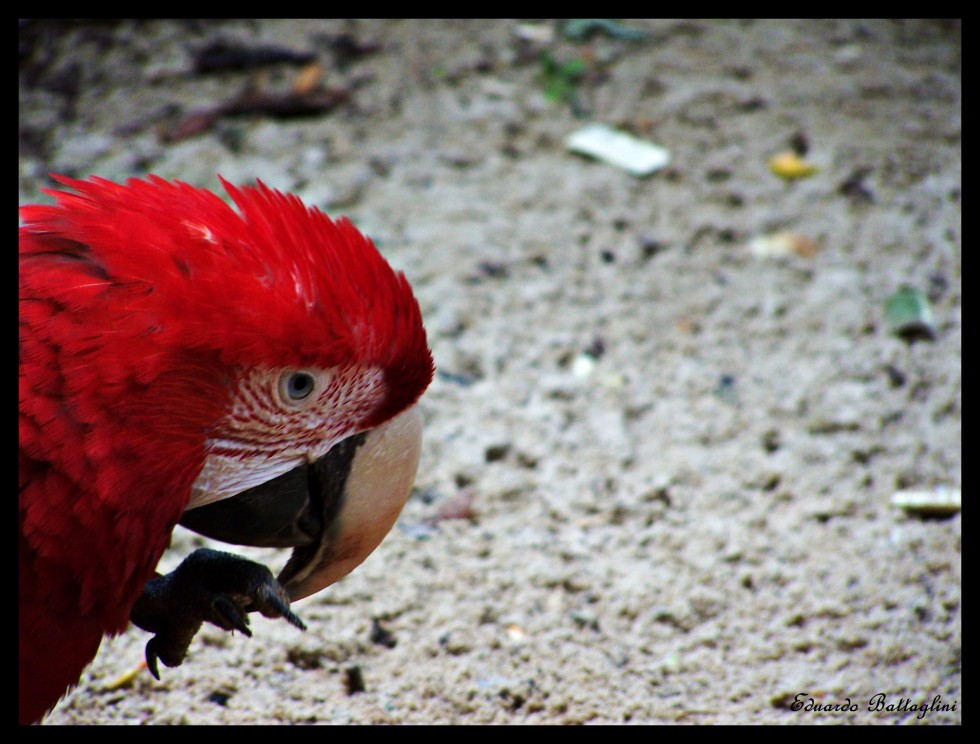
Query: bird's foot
130 548 305 679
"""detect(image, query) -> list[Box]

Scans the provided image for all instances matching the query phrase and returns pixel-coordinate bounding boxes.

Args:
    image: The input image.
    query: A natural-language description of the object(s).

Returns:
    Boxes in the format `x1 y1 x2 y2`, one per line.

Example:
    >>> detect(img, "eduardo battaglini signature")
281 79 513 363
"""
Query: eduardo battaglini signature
792 692 958 721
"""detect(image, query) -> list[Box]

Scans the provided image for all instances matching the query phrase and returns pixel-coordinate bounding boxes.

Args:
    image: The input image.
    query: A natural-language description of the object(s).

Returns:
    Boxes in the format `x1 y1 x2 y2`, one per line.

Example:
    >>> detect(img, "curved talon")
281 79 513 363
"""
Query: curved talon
249 585 307 630
145 640 161 681
213 596 253 635
281 607 306 632
262 588 307 630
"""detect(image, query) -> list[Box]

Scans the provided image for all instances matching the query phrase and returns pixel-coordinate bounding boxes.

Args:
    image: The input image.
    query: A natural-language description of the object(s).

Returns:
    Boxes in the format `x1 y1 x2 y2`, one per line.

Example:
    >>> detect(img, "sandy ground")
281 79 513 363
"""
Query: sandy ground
20 19 960 725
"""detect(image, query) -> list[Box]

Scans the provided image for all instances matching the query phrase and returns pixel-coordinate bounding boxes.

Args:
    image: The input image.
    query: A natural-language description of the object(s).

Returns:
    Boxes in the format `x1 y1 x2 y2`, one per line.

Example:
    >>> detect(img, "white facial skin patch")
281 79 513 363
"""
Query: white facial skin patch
189 364 385 509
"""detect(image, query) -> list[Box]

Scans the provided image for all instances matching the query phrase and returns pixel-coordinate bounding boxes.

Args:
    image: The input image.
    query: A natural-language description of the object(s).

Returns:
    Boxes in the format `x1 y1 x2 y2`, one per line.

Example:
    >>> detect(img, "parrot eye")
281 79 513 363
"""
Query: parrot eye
279 371 317 404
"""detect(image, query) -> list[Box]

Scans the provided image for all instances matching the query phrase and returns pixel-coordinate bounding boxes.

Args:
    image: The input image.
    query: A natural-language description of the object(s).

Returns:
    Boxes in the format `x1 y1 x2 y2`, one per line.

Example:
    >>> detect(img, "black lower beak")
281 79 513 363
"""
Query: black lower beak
179 433 367 550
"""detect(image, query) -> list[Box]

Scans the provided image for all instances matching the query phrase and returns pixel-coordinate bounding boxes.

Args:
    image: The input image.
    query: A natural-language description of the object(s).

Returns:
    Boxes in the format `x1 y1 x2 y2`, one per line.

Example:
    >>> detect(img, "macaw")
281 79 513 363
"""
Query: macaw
19 174 434 724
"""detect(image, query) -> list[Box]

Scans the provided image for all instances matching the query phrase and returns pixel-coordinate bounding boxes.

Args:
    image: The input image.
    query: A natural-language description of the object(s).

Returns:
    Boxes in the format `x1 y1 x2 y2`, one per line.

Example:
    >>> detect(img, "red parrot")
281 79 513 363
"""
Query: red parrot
19 174 434 724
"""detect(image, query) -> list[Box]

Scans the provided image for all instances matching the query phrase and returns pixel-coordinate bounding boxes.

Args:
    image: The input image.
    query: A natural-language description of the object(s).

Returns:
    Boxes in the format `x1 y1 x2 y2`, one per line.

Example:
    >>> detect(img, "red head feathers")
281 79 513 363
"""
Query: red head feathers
19 174 434 431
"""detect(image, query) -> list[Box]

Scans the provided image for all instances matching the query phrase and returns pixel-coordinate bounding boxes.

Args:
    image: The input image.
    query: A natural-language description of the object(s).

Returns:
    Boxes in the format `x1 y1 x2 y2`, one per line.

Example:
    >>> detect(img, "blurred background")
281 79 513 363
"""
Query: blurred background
20 19 960 724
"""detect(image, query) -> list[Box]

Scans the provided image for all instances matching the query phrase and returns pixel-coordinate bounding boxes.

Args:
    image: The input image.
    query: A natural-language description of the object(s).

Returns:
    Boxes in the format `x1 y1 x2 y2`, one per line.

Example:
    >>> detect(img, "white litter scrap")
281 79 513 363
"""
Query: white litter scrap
570 352 597 379
565 123 670 177
748 230 819 259
891 487 961 517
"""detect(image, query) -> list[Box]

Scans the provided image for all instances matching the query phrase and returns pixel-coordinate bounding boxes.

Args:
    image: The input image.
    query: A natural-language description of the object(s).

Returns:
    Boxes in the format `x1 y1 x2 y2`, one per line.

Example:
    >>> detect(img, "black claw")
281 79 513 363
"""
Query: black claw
284 608 307 632
255 586 307 631
145 642 161 681
277 603 307 631
214 596 252 636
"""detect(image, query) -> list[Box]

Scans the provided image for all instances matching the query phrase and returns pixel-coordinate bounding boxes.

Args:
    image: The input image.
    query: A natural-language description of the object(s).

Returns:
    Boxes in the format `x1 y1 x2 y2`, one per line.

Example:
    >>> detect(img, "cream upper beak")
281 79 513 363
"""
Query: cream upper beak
277 405 423 601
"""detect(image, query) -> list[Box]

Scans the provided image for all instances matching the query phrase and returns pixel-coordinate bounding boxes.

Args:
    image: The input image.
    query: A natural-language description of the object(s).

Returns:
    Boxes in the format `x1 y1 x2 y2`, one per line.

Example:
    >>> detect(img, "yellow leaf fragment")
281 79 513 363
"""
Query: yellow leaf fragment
769 151 818 180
